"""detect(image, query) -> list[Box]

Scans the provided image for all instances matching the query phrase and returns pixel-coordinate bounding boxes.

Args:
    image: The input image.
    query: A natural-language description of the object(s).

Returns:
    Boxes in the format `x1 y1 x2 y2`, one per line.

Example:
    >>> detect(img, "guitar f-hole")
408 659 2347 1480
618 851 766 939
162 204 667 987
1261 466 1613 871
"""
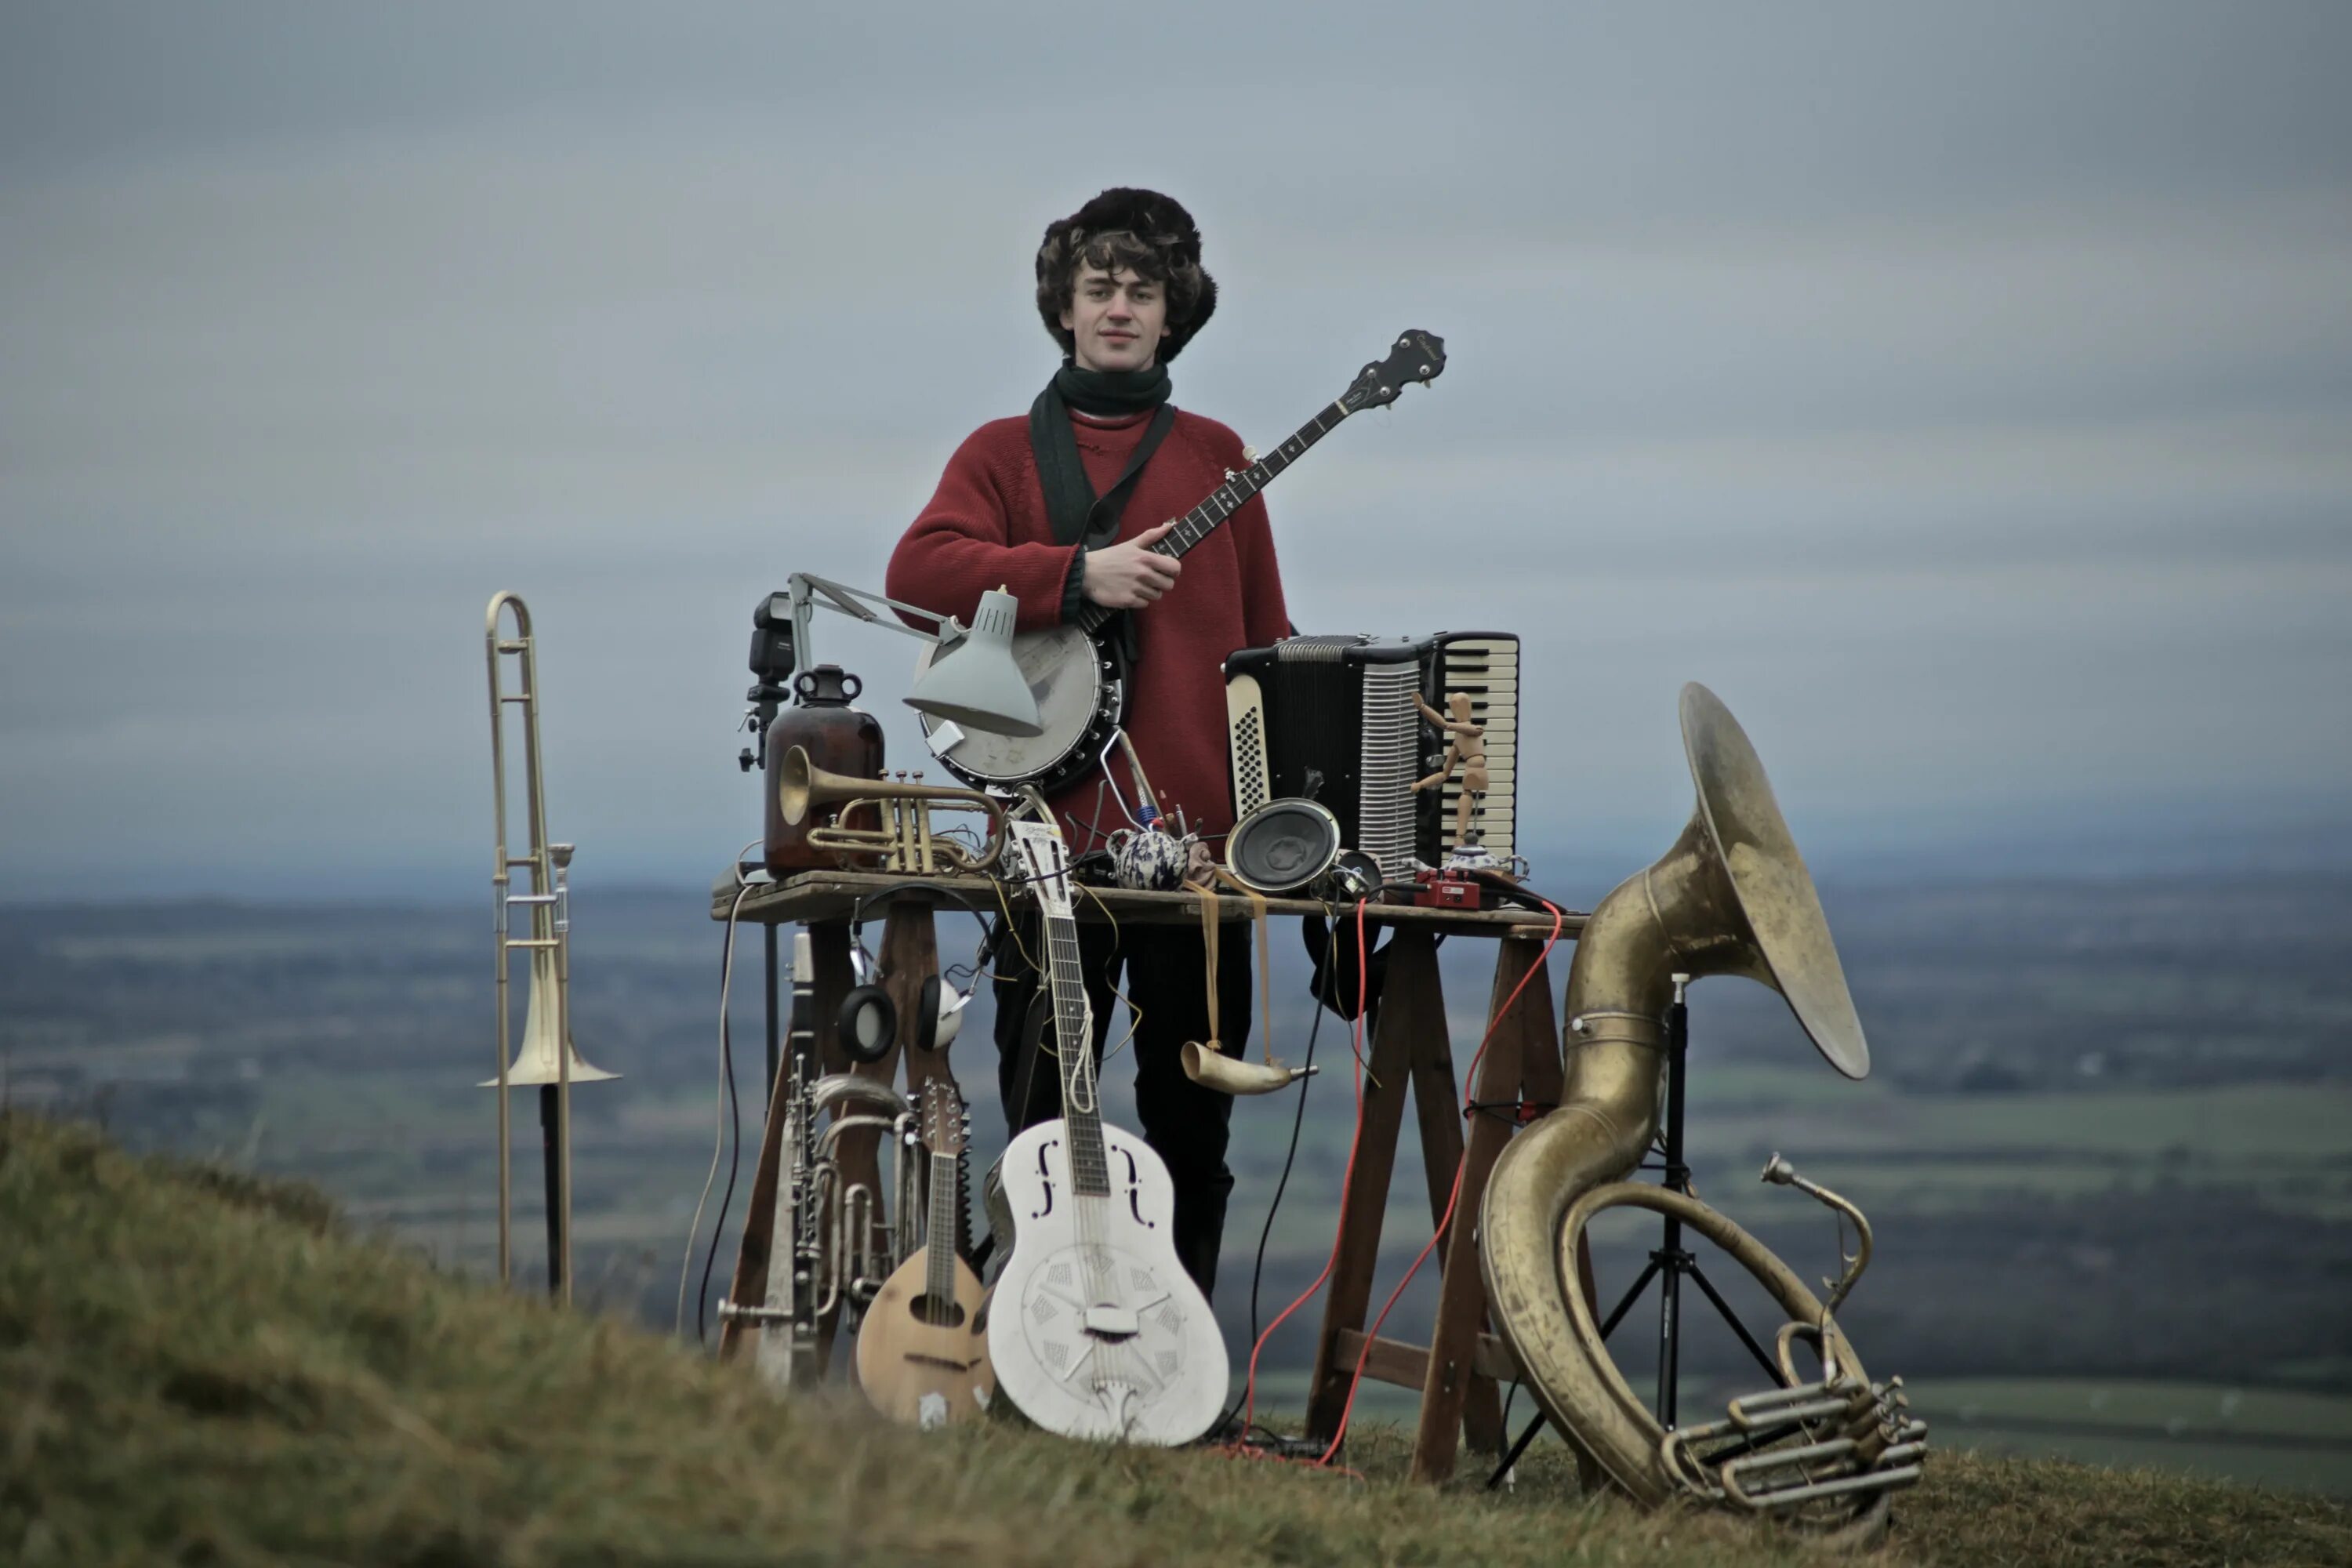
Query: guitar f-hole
1115 1146 1154 1229
1030 1136 1061 1221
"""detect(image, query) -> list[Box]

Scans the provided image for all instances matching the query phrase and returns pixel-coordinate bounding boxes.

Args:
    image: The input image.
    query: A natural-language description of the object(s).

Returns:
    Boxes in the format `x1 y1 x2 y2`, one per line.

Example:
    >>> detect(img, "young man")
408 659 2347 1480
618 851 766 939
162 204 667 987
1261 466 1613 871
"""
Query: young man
886 188 1290 1297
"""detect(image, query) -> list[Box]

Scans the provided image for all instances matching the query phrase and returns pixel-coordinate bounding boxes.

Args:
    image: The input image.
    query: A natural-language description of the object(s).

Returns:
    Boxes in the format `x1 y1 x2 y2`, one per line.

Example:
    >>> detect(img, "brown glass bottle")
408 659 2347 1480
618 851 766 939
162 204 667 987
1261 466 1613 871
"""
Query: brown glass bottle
764 665 886 876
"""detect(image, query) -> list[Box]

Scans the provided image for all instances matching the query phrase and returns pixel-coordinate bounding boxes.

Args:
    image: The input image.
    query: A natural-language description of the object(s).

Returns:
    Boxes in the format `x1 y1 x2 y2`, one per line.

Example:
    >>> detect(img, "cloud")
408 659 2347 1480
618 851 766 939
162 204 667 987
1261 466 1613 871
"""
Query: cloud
2 3 2348 893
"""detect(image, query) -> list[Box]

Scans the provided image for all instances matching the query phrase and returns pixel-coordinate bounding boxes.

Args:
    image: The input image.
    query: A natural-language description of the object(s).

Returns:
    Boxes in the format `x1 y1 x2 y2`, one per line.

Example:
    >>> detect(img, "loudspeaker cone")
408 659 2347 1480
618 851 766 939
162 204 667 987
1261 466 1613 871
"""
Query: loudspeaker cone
1225 798 1343 895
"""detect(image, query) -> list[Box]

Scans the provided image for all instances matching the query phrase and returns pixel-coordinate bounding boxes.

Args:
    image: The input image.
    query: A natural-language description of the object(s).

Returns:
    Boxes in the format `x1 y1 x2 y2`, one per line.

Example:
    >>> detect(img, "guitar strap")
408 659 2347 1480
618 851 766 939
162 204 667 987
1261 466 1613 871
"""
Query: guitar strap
1029 388 1177 663
1186 871 1272 1066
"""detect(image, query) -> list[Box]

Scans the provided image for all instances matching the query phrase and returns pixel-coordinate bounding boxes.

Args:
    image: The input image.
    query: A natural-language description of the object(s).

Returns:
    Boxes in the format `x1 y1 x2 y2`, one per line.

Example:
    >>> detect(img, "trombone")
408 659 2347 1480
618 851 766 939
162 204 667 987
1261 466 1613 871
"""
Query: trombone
485 592 619 1299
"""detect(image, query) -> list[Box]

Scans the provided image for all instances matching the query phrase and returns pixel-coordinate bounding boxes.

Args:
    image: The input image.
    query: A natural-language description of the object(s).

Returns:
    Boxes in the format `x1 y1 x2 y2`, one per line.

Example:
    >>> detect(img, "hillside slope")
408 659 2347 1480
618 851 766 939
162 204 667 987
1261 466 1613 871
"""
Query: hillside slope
4 1110 2347 1567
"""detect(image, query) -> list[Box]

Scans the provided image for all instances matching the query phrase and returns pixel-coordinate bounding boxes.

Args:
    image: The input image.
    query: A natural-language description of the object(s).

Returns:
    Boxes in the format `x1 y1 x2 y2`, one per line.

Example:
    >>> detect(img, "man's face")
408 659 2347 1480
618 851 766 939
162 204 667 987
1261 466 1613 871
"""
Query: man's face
1062 263 1170 373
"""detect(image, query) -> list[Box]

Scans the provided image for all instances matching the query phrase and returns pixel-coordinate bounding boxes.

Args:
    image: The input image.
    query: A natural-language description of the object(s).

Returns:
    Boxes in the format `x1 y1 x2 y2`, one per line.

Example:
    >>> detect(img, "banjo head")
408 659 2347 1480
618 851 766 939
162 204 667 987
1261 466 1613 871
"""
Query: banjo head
920 624 1120 789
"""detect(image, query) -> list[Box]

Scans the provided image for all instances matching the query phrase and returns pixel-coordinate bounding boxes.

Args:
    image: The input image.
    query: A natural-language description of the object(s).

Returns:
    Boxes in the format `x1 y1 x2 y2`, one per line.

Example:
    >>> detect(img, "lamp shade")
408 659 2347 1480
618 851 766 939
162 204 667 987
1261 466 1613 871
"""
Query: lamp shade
904 586 1043 737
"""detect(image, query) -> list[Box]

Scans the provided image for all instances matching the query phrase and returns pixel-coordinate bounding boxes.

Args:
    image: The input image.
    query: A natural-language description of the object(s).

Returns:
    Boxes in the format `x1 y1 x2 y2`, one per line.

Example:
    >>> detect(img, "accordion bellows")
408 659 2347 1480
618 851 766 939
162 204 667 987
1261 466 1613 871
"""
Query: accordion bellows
1224 633 1519 878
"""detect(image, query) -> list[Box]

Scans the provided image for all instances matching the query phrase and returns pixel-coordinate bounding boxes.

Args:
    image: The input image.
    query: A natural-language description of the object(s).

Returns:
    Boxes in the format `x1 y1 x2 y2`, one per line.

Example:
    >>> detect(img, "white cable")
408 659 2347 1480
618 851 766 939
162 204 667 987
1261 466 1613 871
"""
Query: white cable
673 840 764 1338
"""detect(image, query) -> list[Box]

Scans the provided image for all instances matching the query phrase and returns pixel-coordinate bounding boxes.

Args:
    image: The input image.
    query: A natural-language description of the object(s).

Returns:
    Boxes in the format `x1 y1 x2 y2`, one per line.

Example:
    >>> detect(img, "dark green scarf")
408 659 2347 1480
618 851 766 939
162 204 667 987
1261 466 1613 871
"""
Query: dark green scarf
1054 361 1171 419
1029 361 1176 660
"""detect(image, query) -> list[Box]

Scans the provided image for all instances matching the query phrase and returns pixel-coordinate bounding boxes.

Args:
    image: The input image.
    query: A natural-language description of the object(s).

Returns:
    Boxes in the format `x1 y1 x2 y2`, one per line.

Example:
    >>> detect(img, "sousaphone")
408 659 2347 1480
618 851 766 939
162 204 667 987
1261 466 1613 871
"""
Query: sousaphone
1479 684 1921 1536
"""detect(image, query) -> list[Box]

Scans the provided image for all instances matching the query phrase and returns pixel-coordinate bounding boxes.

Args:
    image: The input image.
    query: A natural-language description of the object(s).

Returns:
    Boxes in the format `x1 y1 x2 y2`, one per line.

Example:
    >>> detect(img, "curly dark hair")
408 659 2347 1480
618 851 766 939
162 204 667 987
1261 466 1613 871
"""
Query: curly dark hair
1033 188 1219 362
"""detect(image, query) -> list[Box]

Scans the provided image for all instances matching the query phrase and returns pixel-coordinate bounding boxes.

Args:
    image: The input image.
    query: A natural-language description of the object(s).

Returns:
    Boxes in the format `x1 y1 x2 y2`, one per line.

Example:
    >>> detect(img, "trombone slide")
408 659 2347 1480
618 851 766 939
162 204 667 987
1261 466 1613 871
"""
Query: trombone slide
485 592 619 1302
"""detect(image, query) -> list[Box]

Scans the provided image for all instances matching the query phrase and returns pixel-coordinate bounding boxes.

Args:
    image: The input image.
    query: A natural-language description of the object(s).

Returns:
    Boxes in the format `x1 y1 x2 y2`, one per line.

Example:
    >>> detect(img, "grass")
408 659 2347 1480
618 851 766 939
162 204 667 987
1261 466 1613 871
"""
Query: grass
6 1109 2350 1568
1904 1379 2352 1502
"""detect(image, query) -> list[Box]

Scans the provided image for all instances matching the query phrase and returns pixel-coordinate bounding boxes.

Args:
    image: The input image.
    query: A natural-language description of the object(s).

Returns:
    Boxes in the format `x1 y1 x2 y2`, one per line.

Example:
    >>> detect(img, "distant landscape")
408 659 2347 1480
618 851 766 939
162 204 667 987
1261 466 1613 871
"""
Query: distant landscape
5 857 2349 1496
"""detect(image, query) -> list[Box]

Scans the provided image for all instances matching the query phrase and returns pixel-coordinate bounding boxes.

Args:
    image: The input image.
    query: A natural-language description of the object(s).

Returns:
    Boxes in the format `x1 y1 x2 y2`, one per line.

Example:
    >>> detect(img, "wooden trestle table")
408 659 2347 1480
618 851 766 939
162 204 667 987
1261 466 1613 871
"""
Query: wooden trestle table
709 868 1587 1483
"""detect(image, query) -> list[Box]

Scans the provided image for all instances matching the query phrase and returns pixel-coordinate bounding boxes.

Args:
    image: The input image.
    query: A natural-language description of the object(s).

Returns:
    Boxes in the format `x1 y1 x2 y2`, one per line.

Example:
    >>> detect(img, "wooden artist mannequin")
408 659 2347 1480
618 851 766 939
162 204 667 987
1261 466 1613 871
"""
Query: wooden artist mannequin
1412 691 1488 852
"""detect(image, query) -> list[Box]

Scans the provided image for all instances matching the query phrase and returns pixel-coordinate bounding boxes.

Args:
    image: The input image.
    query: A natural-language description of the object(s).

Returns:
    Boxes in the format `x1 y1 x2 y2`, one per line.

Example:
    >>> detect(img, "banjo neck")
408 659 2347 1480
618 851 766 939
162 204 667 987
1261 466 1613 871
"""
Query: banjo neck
1073 401 1352 638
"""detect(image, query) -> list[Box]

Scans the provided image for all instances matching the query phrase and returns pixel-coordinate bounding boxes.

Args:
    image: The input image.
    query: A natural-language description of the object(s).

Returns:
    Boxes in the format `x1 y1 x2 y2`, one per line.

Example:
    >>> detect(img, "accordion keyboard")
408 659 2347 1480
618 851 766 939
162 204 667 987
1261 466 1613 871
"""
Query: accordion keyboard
1435 636 1517 862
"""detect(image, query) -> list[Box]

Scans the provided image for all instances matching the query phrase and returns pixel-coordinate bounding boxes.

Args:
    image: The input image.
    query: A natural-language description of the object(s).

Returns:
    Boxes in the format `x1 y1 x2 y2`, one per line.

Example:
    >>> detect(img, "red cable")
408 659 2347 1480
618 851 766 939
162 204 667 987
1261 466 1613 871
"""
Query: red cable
1219 895 1564 1475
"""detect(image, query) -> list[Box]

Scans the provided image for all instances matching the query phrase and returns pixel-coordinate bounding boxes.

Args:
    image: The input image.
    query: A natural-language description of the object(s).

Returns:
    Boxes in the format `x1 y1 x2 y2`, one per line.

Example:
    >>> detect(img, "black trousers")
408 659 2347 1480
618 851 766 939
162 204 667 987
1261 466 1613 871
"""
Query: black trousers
993 916 1250 1301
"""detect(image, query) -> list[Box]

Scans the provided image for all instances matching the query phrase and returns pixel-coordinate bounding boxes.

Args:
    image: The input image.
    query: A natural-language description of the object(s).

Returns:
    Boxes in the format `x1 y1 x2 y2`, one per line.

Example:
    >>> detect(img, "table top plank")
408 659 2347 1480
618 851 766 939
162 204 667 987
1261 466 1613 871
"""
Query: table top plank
710 867 1586 938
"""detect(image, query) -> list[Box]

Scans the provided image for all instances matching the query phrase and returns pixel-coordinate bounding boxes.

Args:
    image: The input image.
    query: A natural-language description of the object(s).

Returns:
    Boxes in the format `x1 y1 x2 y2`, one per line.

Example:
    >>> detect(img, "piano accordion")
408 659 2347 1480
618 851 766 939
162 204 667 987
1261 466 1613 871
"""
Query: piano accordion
1224 632 1519 879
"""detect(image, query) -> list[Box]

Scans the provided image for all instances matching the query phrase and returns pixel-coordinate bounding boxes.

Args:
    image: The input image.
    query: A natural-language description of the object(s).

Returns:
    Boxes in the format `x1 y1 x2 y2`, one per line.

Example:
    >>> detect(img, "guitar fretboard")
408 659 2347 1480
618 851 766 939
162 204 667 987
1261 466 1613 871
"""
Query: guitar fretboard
924 1128 958 1308
1045 913 1111 1198
1074 401 1350 637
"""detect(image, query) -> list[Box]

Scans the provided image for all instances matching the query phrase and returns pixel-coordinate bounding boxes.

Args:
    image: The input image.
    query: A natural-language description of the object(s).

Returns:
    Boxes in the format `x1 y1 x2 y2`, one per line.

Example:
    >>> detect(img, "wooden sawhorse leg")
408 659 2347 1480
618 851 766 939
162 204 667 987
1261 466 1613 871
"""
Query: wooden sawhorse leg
1303 927 1497 1445
1412 931 1559 1481
1301 924 1563 1481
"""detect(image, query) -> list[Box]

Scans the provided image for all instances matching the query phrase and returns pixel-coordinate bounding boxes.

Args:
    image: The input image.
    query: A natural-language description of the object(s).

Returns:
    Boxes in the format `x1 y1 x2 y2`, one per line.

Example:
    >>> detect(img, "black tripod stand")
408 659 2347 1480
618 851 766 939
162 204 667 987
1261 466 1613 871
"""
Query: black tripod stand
1488 974 1791 1487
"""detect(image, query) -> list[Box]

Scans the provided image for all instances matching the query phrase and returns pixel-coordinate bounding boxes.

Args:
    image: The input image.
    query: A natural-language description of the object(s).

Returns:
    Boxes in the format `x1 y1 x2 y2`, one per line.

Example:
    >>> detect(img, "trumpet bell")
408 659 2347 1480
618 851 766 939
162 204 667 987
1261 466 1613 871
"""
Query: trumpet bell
777 746 822 828
481 950 620 1088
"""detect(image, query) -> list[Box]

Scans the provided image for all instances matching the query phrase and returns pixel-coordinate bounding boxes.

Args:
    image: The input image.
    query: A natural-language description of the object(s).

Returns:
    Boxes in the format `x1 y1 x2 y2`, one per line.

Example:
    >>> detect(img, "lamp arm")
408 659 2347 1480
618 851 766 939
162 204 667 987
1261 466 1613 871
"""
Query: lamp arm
786 573 964 673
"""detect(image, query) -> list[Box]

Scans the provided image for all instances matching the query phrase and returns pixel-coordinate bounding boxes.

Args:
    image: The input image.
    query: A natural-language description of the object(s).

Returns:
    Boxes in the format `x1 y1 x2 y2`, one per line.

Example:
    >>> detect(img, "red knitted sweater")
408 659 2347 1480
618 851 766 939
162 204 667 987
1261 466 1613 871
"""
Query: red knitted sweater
886 406 1290 849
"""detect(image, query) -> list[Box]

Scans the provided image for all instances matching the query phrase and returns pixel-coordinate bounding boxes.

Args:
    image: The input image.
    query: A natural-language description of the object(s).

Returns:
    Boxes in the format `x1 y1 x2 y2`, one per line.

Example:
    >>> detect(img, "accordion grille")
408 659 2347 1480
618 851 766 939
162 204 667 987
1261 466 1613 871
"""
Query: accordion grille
1359 664 1419 878
1229 689 1269 818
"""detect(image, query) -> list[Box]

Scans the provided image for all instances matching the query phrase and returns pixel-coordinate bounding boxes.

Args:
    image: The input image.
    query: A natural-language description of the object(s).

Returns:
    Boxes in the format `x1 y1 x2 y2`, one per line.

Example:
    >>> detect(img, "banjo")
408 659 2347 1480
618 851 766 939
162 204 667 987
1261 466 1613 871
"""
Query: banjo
916 329 1447 793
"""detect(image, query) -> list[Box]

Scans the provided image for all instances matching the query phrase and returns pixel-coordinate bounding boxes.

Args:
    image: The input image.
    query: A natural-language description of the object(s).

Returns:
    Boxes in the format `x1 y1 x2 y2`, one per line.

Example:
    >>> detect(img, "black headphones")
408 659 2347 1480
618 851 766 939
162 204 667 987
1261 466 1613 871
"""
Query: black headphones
833 884 1007 1065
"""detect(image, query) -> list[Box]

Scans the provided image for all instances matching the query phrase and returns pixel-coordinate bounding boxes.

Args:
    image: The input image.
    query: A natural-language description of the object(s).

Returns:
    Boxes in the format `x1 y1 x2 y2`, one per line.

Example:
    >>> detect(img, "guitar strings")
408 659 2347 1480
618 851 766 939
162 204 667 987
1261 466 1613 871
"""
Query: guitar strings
1013 819 1220 1438
1025 828 1114 1417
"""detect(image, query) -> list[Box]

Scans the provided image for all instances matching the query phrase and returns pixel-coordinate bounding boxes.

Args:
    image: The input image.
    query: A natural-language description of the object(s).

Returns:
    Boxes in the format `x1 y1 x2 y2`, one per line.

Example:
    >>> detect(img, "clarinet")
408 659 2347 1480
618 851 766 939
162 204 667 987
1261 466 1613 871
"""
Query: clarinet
727 931 827 1389
782 931 828 1386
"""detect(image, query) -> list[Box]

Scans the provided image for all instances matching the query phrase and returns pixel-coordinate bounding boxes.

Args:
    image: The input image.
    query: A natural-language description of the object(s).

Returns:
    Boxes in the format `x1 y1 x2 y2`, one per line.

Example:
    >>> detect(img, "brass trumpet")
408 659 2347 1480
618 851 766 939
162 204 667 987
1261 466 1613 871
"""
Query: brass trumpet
776 745 1006 874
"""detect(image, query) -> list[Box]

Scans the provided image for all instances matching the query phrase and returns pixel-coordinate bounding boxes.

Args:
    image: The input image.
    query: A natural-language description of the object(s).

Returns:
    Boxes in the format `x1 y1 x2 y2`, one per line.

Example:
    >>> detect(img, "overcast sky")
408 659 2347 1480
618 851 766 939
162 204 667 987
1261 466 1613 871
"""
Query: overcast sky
2 2 2347 898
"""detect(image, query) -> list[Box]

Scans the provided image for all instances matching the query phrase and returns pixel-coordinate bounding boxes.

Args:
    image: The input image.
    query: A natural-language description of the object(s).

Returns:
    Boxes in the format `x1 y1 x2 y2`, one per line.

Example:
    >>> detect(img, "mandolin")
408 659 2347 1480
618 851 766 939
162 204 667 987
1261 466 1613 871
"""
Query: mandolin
915 329 1446 794
984 816 1229 1443
854 1078 993 1427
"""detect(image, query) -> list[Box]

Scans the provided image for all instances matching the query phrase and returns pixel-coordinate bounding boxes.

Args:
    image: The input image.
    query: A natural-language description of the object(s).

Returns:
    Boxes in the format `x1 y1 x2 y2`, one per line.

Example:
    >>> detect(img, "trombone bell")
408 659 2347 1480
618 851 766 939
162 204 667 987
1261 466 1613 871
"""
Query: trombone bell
481 948 621 1088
